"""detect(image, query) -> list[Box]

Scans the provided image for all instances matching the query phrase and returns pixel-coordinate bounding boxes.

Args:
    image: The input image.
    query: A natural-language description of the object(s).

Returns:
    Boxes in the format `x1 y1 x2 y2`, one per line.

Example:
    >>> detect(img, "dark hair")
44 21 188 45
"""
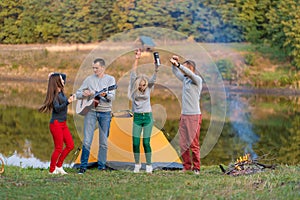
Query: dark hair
38 74 64 113
183 60 196 71
93 58 105 66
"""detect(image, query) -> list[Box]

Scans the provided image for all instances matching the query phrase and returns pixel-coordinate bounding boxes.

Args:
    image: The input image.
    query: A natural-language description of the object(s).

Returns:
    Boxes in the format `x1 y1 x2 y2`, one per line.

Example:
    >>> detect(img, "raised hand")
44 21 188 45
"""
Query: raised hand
135 48 141 59
170 55 180 67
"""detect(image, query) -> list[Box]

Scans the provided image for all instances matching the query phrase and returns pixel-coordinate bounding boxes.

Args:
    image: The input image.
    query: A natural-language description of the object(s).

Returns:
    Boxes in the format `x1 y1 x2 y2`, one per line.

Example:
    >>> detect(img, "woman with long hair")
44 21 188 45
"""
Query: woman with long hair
128 49 158 173
39 73 75 174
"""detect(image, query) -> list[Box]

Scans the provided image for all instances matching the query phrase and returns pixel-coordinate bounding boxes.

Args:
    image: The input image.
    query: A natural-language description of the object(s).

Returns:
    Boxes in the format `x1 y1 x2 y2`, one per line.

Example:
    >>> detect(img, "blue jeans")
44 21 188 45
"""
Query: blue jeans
80 111 111 170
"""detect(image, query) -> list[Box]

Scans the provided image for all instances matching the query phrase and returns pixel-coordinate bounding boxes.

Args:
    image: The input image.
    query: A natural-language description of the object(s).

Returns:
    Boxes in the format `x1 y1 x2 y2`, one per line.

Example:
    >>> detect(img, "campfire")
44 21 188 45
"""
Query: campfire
219 154 275 176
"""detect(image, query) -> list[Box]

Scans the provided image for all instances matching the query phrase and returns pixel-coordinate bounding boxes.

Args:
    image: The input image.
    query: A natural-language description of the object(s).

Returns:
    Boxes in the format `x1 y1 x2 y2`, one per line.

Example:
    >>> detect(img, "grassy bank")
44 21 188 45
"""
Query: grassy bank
0 165 299 199
0 42 299 89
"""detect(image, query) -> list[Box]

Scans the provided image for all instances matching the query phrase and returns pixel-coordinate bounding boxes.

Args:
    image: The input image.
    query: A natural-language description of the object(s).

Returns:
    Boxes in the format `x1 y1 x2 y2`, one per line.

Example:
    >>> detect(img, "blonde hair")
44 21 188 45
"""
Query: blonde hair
128 74 149 100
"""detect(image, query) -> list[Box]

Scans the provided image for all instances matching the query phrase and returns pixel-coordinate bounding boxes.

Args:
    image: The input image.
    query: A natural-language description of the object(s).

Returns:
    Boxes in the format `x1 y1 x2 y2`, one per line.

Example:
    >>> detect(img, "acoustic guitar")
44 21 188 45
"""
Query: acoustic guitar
76 84 117 115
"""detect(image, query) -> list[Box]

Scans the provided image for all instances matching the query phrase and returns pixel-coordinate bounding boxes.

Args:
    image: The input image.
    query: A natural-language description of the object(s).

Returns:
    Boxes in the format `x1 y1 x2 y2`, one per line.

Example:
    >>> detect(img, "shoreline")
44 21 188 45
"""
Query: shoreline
1 75 299 96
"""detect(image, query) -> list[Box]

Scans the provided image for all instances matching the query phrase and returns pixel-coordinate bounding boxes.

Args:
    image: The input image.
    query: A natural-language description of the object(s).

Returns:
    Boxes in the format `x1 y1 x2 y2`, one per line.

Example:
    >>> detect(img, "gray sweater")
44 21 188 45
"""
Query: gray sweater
172 64 202 115
129 71 156 113
76 74 116 112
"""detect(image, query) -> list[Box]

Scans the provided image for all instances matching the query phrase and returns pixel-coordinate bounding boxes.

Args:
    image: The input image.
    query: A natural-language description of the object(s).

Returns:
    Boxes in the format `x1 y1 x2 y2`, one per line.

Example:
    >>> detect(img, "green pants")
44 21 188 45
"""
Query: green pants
132 112 153 164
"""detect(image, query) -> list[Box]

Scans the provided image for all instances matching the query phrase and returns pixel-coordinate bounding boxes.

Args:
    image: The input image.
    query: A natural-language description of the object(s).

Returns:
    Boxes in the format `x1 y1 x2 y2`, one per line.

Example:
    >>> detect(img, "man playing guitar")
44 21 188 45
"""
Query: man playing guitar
75 58 116 174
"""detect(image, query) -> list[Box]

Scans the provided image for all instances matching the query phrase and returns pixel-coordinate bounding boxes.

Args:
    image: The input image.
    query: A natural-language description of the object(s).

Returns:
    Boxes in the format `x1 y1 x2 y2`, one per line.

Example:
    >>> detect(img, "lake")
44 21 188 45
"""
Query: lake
0 77 299 169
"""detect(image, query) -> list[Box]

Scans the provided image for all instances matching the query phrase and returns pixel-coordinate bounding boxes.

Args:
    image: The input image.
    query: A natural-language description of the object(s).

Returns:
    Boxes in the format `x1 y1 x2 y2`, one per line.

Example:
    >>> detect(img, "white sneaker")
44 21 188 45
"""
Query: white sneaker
133 164 141 173
146 165 153 173
49 168 58 174
55 166 68 175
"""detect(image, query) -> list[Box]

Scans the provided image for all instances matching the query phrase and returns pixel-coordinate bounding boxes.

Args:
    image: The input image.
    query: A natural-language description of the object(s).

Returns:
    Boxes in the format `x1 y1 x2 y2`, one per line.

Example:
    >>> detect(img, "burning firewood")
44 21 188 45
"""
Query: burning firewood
219 154 276 176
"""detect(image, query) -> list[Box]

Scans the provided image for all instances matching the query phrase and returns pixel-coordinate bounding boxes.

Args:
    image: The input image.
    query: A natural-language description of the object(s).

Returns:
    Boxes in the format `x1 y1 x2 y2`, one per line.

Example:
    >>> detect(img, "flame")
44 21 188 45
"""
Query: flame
234 154 252 170
235 154 251 163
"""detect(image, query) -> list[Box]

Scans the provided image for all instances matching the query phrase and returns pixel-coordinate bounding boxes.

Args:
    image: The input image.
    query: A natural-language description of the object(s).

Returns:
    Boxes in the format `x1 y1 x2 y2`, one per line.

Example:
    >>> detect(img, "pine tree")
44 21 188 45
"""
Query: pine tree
266 0 300 69
60 0 92 43
0 0 23 44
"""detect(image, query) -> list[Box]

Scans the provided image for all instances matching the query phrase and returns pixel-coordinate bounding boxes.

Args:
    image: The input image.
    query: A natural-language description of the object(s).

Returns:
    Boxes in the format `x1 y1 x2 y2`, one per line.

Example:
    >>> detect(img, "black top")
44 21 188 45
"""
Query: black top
50 91 69 123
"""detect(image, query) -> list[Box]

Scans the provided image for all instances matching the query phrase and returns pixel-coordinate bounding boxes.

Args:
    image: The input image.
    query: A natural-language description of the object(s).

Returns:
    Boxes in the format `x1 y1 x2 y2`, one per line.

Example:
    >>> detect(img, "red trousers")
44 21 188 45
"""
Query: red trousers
179 114 202 171
49 120 74 172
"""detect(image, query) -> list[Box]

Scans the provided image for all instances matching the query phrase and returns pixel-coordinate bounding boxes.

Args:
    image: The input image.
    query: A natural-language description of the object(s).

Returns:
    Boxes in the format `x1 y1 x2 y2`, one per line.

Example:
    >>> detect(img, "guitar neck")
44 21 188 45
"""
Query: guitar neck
94 85 117 97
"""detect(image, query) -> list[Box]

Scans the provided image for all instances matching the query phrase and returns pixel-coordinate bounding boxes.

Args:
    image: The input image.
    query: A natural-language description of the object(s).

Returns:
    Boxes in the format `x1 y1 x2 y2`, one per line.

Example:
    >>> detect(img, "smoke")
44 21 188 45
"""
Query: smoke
229 94 259 159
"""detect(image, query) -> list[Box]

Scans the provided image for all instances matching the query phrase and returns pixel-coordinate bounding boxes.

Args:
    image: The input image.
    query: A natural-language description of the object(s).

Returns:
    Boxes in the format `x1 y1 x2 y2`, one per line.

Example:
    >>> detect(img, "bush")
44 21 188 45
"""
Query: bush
215 59 236 81
244 53 256 66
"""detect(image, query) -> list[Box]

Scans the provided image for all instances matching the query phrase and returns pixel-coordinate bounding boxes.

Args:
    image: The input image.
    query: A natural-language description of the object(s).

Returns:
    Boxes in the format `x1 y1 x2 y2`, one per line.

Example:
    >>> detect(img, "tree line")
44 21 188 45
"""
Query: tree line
0 0 299 68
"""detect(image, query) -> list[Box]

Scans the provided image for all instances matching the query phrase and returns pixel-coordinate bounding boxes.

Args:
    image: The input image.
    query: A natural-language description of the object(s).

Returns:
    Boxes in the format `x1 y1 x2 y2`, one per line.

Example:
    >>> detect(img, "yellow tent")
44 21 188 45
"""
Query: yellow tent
74 115 182 170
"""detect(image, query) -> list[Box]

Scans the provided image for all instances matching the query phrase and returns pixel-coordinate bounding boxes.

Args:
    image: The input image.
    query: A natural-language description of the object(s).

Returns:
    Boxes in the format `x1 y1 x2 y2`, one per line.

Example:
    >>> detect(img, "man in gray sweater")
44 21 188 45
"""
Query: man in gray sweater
170 55 203 175
76 58 116 174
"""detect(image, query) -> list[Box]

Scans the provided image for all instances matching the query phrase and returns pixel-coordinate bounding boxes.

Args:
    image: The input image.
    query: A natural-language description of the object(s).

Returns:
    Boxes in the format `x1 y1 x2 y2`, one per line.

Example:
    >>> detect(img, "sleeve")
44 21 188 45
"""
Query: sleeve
53 95 69 112
103 76 116 101
129 71 137 92
172 65 184 82
148 72 157 88
76 78 90 99
60 73 66 83
178 65 202 86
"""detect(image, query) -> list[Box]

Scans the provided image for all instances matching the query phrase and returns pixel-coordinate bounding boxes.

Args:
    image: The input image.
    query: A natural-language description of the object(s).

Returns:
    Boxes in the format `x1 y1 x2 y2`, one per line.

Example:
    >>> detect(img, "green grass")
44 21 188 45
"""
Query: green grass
1 165 299 199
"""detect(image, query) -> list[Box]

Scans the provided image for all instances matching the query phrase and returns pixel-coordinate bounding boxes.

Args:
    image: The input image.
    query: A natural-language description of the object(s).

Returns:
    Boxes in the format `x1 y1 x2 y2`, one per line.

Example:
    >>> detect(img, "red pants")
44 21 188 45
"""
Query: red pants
179 114 202 171
49 120 74 172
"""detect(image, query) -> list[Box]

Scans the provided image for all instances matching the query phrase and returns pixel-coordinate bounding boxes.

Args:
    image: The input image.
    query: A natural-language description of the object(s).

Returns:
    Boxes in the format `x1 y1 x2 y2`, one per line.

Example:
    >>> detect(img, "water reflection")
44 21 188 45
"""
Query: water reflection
1 152 50 168
0 92 299 168
228 94 259 159
1 152 73 169
0 139 50 168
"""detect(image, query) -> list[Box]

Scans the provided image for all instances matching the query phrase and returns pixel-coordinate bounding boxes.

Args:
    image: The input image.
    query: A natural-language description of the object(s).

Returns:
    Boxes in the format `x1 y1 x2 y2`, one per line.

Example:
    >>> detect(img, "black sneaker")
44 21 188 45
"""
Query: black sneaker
78 168 86 174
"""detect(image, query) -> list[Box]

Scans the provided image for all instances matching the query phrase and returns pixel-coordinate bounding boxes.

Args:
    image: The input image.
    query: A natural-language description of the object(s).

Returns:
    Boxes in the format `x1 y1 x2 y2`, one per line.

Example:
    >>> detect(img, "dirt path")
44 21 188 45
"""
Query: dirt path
1 43 299 95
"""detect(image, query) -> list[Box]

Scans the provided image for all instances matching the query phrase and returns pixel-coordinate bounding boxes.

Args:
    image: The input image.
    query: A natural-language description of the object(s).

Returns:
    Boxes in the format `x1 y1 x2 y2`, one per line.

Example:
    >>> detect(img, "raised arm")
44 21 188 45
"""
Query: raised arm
129 49 141 89
170 55 184 82
172 65 185 81
177 64 202 86
170 55 202 85
133 49 141 72
148 71 157 88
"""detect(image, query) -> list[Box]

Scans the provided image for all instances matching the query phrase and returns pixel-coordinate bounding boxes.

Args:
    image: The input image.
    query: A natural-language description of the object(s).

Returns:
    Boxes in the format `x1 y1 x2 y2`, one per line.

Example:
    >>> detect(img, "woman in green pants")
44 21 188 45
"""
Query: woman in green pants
128 49 158 173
